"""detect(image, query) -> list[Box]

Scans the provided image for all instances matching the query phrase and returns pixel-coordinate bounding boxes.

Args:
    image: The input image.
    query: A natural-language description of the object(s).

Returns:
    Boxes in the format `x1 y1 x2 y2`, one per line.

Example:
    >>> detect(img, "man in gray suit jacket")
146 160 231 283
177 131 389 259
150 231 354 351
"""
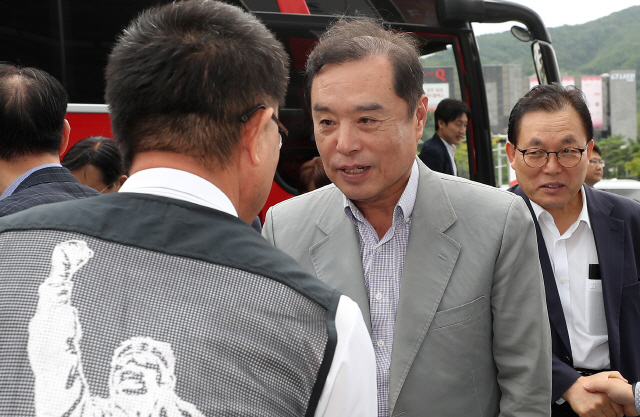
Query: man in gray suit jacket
263 18 552 417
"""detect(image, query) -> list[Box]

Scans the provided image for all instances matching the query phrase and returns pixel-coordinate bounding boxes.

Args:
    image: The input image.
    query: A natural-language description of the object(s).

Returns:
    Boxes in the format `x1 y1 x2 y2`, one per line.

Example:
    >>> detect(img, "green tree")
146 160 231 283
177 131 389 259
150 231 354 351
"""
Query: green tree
455 139 469 179
598 135 633 178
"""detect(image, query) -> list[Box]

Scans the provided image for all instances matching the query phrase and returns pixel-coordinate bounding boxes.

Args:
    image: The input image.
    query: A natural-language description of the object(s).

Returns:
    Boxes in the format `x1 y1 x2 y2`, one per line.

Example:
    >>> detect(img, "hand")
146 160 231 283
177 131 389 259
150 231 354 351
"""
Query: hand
49 240 94 280
563 373 626 417
584 378 638 417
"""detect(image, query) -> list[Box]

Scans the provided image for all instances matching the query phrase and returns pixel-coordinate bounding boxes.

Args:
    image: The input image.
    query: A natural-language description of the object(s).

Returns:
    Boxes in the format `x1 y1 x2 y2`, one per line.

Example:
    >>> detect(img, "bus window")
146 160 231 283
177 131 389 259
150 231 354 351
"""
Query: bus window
419 43 470 179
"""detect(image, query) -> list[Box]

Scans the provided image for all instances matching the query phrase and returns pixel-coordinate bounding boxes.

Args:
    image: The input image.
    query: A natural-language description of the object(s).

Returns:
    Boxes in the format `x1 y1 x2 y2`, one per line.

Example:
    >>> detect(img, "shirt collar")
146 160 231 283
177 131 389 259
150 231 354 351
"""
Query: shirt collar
438 135 456 155
0 163 62 201
343 158 419 223
119 168 238 217
530 185 592 233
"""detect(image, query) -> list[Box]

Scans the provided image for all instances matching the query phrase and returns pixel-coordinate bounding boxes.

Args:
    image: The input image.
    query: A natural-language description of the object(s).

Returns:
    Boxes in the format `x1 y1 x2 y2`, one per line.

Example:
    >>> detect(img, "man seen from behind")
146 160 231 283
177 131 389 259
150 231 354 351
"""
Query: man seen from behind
0 2 376 415
0 64 99 216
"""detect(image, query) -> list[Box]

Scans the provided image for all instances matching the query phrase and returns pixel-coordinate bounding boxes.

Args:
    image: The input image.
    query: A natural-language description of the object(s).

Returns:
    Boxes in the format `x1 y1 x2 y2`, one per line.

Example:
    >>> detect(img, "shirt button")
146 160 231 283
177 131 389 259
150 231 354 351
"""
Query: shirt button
560 278 566 284
375 292 383 300
405 218 410 223
375 247 382 253
377 340 385 347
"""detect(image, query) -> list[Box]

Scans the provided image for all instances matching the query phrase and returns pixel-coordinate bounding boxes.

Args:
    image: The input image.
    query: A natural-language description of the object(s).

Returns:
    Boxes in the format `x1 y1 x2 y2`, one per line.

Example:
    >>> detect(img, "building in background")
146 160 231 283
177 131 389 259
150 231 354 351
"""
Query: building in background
607 70 637 143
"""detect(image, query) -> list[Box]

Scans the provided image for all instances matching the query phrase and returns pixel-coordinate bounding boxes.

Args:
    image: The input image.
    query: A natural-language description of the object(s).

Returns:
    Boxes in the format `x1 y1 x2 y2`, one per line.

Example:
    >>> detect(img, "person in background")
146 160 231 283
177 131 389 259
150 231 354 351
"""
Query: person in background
507 83 640 417
0 63 99 217
62 136 128 193
585 143 604 187
298 156 331 193
418 98 470 175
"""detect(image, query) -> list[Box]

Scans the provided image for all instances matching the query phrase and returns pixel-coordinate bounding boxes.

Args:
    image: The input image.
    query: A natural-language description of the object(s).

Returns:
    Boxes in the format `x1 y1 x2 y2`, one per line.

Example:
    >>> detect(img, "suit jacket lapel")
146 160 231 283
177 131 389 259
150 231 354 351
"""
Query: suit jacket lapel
512 186 572 356
434 134 454 175
309 189 372 333
389 163 460 411
585 186 624 367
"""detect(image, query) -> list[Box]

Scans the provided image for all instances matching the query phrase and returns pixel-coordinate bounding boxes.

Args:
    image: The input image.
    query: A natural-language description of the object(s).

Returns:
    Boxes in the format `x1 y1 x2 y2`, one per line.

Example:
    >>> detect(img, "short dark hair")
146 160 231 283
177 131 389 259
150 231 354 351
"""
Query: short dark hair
0 63 68 160
508 83 593 145
298 156 331 194
306 18 423 117
61 136 125 188
434 99 471 129
105 0 290 171
592 143 601 156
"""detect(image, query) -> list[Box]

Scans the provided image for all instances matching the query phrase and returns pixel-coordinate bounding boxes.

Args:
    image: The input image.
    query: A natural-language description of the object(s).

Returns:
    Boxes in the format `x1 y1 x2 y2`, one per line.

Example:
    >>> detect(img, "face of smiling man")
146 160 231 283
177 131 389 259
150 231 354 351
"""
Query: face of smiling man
311 55 427 214
507 107 593 224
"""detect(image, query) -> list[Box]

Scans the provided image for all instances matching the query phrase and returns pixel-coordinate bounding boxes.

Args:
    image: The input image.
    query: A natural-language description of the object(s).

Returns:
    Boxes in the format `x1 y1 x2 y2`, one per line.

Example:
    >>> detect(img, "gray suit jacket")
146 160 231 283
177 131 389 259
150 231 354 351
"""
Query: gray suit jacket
263 161 552 416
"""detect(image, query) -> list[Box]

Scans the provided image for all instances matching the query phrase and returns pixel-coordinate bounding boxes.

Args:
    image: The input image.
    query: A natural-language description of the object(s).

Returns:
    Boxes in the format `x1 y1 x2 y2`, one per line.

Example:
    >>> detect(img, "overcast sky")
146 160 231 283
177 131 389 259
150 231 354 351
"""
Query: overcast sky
471 0 640 36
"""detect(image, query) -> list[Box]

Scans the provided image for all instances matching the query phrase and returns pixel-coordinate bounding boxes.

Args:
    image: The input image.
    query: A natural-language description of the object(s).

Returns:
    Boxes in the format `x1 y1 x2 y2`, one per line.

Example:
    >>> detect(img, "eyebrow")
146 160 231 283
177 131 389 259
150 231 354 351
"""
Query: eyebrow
312 102 384 113
527 135 581 147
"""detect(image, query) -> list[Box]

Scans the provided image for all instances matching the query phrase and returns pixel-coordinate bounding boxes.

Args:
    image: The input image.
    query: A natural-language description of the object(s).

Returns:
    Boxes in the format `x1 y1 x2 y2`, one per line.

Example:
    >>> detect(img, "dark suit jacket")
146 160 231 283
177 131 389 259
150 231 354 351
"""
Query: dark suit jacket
418 133 455 175
511 184 640 401
0 166 99 217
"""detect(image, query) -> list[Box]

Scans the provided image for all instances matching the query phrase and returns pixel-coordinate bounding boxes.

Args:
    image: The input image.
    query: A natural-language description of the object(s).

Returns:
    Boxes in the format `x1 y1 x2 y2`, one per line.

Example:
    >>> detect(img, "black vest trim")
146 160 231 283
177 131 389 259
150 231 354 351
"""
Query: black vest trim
305 292 339 416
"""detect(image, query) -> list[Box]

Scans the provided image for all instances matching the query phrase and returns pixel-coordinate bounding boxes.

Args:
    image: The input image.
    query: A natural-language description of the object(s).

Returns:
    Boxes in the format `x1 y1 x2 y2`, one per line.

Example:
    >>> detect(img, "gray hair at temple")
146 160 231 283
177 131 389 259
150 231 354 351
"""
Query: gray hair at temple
305 18 424 118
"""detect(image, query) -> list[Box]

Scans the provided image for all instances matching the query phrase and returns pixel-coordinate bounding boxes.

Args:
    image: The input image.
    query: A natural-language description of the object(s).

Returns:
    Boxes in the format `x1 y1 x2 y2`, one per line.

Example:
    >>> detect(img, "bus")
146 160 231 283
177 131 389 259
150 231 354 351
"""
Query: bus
1 0 560 217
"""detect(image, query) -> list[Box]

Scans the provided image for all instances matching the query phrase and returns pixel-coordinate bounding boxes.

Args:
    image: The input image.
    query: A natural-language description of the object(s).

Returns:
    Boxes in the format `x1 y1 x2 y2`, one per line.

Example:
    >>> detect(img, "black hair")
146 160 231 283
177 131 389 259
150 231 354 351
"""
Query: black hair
62 136 125 188
434 99 471 128
305 18 423 118
508 83 593 145
105 0 290 171
0 62 68 160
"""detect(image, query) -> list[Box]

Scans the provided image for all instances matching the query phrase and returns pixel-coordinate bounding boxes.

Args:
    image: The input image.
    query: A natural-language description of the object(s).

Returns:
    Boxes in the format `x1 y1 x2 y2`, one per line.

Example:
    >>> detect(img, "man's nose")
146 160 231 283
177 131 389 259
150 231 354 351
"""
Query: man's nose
542 153 563 172
335 123 361 155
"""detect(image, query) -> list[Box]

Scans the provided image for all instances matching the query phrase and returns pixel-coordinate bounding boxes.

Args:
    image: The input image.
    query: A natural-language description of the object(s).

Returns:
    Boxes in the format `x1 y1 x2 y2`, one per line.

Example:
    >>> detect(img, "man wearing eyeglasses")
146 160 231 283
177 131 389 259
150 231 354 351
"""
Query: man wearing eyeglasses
507 83 640 417
585 144 605 187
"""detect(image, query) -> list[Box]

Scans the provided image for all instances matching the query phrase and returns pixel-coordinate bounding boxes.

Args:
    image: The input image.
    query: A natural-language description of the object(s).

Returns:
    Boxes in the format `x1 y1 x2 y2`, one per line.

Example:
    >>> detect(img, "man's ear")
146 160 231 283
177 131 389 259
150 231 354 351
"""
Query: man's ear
58 119 70 156
117 174 128 187
586 140 594 160
505 141 517 168
241 107 273 166
414 95 429 142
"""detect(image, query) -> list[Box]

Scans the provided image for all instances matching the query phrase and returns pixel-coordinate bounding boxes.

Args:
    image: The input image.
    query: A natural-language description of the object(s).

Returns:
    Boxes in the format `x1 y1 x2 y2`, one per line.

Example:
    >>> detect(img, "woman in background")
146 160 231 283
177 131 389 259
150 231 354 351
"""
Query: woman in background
62 136 127 193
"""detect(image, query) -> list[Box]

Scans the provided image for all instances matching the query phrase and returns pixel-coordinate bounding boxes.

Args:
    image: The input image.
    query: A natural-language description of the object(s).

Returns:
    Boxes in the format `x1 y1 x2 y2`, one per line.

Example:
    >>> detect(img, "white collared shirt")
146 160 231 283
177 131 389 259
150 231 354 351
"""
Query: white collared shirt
438 136 457 176
119 168 238 215
121 168 377 417
531 186 608 370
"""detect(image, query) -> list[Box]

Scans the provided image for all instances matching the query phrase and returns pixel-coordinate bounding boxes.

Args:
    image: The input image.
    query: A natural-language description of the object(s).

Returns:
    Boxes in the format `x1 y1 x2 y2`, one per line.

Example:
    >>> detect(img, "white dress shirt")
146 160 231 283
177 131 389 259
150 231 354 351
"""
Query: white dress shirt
439 136 457 176
121 168 377 417
531 186 609 371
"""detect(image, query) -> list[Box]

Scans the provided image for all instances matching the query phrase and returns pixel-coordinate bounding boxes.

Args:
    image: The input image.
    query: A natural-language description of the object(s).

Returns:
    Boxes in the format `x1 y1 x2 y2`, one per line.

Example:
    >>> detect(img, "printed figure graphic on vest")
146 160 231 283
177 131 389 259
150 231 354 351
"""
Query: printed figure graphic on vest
28 240 204 417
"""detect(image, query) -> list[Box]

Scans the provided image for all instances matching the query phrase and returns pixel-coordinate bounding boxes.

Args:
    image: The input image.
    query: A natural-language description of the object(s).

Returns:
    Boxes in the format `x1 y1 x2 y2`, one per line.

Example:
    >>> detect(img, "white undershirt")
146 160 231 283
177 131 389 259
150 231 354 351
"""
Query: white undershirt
531 186 609 370
438 136 457 176
120 168 377 416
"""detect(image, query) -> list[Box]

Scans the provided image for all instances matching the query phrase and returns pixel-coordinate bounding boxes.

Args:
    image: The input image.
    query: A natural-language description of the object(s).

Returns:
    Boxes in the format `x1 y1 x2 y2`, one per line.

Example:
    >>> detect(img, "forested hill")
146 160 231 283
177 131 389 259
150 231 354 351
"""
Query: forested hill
475 5 640 78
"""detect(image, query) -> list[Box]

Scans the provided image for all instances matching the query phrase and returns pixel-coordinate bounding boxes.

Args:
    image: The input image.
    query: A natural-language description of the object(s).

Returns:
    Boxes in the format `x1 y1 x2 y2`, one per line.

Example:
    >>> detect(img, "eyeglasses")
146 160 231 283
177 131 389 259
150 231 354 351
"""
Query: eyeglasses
515 144 589 168
589 158 605 167
238 104 288 149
